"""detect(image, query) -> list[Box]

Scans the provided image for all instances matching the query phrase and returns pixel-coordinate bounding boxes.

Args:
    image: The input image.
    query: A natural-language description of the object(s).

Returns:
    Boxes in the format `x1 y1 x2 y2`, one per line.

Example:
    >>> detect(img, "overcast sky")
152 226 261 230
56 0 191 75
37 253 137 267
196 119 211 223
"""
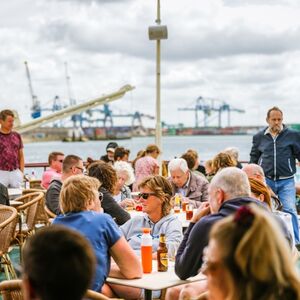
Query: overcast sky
1 0 300 128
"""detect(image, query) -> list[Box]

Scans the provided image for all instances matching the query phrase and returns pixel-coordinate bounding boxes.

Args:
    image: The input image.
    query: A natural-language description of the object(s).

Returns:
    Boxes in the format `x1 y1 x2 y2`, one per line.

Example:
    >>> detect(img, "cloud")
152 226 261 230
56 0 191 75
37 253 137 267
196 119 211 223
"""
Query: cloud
37 1 300 63
223 0 299 6
1 0 300 129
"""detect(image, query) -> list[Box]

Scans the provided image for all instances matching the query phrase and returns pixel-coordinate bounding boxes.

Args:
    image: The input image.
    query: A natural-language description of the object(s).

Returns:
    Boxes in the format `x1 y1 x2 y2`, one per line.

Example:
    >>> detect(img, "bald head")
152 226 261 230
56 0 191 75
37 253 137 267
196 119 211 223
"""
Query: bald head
242 164 265 182
211 167 251 200
209 167 251 213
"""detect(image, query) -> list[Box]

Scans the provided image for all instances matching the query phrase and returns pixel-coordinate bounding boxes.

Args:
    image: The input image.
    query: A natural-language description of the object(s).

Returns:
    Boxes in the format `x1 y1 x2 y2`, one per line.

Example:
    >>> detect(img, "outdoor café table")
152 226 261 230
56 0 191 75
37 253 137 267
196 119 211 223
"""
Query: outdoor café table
106 260 206 300
9 200 23 208
8 188 23 200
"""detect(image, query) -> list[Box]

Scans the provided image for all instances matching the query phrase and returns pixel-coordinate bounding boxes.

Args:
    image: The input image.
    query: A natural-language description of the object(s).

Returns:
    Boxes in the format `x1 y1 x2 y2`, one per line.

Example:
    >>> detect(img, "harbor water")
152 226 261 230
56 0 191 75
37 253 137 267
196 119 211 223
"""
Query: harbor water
24 135 253 163
24 134 300 181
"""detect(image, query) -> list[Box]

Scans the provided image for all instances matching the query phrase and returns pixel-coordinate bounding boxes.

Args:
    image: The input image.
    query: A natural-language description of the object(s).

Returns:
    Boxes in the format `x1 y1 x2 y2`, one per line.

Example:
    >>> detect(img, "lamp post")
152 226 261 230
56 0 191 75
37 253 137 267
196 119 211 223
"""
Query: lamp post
148 0 168 161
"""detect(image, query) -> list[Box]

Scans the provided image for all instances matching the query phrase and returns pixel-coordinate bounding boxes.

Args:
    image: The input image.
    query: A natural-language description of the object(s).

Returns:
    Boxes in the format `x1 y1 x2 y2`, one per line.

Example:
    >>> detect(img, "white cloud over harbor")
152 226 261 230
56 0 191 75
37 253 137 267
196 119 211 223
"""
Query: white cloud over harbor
1 0 300 128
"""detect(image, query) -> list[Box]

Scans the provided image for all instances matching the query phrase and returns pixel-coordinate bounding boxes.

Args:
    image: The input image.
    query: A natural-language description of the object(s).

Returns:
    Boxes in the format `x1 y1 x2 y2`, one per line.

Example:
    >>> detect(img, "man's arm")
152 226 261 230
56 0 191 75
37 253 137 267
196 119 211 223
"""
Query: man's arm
102 193 130 226
45 185 61 215
175 216 211 280
249 134 261 163
200 179 209 202
18 148 24 173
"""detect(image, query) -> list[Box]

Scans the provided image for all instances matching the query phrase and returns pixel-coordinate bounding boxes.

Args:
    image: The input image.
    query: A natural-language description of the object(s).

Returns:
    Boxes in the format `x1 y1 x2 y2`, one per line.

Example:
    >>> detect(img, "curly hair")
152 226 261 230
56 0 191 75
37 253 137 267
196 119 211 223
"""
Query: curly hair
88 161 117 194
138 175 173 216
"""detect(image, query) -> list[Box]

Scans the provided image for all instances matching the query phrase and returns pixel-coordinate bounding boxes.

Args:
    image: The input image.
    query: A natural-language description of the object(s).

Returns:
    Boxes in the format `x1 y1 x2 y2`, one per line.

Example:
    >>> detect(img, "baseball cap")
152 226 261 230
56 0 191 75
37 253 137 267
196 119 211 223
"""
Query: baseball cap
106 142 118 152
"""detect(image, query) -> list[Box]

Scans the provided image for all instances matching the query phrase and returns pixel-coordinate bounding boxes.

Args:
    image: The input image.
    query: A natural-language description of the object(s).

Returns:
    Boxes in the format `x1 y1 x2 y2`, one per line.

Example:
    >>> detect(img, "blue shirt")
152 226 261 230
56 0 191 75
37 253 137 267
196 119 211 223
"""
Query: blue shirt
53 211 121 291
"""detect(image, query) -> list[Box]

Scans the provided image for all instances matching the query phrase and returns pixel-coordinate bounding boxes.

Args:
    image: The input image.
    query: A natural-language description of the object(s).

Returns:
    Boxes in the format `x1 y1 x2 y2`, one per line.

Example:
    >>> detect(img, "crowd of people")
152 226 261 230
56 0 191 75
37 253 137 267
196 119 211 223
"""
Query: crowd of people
1 106 300 300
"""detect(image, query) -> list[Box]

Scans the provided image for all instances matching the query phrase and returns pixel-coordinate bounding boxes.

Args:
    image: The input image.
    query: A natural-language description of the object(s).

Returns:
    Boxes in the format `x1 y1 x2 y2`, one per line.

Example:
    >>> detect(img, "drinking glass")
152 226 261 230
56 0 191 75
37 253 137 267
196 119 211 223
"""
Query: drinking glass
186 204 194 221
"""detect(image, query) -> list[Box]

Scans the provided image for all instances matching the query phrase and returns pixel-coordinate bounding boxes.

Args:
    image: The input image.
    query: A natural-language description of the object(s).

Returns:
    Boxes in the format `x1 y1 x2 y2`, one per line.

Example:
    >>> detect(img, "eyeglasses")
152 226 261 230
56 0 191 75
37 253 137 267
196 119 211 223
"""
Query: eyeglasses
71 166 85 173
138 192 156 200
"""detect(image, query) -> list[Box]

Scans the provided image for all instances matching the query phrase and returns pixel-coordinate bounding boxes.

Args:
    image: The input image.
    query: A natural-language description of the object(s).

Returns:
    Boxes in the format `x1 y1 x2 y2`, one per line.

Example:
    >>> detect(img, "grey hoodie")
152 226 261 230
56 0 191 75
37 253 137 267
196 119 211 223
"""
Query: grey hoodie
120 213 183 255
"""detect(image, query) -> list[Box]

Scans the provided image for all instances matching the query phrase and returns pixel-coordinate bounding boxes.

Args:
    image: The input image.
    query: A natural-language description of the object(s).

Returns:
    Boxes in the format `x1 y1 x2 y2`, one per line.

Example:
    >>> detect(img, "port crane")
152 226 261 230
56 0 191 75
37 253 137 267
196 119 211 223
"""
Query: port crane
178 96 245 128
24 61 67 121
24 61 41 119
15 85 135 133
86 104 154 129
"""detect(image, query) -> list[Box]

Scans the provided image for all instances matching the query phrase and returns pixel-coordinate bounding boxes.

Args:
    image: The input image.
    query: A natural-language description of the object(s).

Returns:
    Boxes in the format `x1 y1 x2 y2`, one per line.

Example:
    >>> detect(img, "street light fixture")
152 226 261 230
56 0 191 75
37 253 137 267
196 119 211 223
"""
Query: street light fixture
148 0 168 169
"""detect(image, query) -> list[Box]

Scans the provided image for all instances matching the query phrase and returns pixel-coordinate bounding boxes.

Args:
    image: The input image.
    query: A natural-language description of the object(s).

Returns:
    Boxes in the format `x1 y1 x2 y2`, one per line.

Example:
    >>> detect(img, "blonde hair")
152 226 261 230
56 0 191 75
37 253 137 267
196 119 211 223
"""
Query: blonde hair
138 175 173 217
146 144 160 155
212 152 236 174
60 175 100 213
210 204 300 300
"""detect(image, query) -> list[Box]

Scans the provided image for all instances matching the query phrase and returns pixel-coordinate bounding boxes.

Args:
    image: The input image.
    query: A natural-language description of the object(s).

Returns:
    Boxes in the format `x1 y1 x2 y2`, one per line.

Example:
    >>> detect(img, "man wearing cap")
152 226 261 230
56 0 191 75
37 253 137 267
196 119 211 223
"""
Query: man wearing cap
100 142 118 164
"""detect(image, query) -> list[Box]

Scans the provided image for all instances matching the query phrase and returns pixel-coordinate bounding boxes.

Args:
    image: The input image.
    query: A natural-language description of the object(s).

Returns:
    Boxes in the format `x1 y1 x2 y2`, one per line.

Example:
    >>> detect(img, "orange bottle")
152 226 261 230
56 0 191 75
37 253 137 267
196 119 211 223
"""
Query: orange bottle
141 228 152 273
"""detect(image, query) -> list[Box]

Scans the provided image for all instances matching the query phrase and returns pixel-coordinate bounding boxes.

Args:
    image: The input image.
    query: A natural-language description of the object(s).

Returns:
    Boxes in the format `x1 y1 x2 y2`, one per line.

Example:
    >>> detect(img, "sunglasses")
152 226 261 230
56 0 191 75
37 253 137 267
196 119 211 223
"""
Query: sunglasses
99 192 103 202
138 192 156 200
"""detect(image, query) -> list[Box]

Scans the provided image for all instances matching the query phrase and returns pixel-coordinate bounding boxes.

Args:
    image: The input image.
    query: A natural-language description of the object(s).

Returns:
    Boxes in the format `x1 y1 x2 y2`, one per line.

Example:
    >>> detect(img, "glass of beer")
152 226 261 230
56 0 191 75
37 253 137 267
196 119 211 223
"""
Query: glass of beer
181 198 189 212
186 204 194 221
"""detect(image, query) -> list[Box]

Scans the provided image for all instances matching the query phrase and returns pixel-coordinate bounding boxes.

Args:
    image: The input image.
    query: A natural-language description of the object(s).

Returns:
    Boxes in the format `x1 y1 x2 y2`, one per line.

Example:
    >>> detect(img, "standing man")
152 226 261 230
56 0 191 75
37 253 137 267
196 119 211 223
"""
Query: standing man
0 109 24 188
250 106 300 243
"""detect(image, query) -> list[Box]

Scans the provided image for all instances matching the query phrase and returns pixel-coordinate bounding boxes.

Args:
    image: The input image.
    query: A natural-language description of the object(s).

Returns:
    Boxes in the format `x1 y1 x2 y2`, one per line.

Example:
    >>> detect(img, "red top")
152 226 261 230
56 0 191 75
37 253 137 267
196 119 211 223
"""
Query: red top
0 131 23 171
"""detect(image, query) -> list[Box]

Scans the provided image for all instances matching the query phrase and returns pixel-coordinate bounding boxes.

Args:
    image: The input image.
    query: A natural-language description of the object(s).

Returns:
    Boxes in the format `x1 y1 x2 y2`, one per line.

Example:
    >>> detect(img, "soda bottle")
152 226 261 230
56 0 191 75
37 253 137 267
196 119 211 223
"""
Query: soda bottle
141 228 152 273
157 233 168 272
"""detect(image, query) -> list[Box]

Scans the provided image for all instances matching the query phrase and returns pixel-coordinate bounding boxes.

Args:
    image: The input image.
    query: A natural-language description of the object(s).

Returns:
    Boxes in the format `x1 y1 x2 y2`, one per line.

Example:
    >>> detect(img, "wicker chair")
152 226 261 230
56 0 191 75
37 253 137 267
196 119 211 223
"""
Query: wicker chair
44 205 57 220
0 279 22 300
22 189 49 225
29 179 43 190
0 206 18 280
0 279 120 300
13 192 44 258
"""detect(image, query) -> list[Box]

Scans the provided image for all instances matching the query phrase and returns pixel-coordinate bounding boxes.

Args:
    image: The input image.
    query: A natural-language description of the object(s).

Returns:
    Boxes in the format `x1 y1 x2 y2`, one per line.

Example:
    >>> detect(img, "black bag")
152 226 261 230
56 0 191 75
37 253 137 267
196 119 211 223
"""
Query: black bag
0 183 9 206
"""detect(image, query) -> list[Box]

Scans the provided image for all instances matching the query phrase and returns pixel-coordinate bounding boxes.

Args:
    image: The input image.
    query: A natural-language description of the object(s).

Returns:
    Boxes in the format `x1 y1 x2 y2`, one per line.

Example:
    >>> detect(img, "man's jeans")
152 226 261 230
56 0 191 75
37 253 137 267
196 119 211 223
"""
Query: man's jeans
266 177 300 244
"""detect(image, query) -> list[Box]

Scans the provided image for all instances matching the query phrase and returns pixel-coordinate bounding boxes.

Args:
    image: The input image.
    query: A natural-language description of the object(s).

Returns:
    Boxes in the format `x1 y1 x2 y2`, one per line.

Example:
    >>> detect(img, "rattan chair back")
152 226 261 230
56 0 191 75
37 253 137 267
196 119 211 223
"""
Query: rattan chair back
0 279 121 300
0 206 18 280
15 192 44 232
0 206 18 254
0 279 22 300
44 205 57 219
29 180 43 190
22 189 48 225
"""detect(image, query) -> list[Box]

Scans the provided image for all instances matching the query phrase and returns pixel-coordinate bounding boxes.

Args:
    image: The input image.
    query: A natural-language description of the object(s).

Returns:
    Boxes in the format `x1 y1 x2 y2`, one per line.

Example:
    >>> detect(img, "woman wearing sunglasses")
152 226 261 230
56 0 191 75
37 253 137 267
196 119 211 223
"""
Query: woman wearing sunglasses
120 175 182 257
201 204 300 300
53 175 142 298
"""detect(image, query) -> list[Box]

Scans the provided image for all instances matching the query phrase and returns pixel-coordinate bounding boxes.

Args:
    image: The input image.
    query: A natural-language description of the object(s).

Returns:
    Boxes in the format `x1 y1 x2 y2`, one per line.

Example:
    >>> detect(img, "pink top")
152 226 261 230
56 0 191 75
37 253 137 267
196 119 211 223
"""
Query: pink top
42 167 62 189
0 131 23 171
133 156 159 191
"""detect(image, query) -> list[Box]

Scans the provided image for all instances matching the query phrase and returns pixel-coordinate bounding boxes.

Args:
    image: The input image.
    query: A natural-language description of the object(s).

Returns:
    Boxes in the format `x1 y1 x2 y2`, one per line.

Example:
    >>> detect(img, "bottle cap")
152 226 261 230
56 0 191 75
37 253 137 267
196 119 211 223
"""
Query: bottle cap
142 228 151 234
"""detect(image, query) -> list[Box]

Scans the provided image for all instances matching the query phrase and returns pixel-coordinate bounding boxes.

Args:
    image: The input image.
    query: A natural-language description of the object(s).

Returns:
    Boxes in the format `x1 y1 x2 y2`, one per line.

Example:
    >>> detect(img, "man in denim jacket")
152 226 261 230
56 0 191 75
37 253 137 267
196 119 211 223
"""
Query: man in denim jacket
250 106 300 243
